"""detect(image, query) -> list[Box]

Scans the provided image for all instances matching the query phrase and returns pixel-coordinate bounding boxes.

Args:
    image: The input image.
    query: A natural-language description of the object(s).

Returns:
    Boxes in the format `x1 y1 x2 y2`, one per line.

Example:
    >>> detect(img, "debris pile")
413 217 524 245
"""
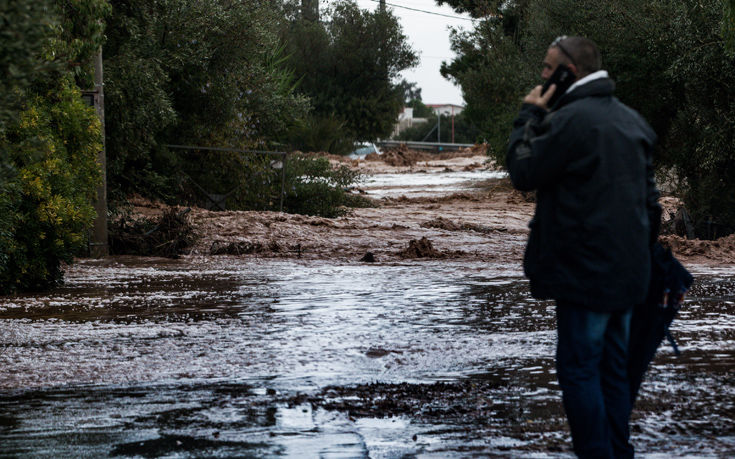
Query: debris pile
421 217 495 235
660 233 735 261
108 207 197 258
364 143 490 167
398 237 444 258
209 239 304 257
366 144 423 166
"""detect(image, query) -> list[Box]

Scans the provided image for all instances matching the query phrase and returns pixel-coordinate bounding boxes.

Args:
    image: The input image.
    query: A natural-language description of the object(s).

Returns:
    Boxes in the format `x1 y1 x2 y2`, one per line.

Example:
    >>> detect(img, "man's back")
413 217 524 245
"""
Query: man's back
507 36 661 458
507 77 658 311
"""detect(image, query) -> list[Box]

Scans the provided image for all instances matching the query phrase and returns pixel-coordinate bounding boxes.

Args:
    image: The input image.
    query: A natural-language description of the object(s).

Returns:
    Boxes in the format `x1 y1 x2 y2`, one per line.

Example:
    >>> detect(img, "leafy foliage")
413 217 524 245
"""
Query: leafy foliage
281 1 419 148
439 0 735 238
0 1 107 293
406 99 434 119
103 1 367 218
287 116 356 155
439 1 535 158
282 154 364 218
167 147 364 218
103 0 309 200
0 0 55 134
1 79 102 293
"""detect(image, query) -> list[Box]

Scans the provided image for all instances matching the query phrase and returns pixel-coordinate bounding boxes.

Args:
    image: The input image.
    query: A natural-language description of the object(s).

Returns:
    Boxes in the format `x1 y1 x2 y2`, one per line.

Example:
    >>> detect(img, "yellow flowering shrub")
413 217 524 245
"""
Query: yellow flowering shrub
0 78 101 293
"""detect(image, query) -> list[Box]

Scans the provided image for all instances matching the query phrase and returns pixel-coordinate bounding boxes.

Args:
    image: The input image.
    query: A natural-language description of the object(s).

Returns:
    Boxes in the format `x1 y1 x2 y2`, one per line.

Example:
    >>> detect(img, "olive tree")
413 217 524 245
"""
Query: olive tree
439 0 735 238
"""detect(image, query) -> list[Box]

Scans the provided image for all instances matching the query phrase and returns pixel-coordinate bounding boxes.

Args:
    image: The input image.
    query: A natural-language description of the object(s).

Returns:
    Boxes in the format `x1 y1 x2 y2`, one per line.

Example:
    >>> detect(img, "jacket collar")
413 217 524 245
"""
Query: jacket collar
565 70 609 94
552 77 616 111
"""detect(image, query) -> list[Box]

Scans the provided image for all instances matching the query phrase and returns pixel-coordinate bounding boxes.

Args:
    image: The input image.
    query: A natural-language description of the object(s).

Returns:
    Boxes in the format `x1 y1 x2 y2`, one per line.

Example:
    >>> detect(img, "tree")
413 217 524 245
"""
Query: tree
397 79 423 104
437 1 535 158
0 1 56 134
282 0 418 150
407 99 434 119
439 0 735 238
103 0 309 200
725 0 735 56
0 0 108 293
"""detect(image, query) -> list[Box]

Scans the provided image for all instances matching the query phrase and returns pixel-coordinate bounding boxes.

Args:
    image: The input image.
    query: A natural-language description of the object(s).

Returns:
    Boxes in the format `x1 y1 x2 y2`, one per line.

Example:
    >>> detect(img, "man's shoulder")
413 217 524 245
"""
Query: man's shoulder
557 93 645 124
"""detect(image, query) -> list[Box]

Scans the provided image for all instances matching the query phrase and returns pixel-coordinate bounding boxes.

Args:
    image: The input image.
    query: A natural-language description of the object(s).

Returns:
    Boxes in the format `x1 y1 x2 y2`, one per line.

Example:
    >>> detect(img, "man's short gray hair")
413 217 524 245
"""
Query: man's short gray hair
552 36 602 77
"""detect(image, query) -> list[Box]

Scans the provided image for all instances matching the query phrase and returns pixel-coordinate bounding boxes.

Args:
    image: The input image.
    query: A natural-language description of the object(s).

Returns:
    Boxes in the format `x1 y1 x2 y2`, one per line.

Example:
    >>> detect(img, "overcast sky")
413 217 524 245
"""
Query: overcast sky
330 0 475 106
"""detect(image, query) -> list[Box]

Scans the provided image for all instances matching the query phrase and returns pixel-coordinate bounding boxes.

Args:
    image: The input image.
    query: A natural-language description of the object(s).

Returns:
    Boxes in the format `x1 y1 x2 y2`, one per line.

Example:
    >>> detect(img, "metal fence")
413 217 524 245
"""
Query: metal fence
375 140 475 152
166 145 288 212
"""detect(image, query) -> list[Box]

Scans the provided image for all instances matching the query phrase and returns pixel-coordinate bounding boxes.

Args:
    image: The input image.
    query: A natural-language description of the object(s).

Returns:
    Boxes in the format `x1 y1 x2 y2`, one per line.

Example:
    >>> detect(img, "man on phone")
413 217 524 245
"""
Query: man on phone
506 36 661 458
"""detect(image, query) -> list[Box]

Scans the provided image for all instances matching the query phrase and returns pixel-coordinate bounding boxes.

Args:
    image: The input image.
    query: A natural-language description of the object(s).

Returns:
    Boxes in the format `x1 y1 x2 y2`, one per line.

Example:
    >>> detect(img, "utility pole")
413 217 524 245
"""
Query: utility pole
90 49 108 257
451 106 455 144
302 0 318 22
380 0 386 12
437 111 441 143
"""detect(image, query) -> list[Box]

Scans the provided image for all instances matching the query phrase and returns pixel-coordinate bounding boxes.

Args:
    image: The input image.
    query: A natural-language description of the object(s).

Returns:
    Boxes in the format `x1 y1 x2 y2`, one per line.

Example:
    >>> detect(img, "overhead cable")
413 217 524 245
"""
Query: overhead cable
367 0 475 21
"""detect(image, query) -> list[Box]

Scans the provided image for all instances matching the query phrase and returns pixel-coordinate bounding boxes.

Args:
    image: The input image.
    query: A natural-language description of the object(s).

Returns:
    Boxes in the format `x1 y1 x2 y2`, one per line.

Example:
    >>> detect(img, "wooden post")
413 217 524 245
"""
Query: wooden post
90 49 108 258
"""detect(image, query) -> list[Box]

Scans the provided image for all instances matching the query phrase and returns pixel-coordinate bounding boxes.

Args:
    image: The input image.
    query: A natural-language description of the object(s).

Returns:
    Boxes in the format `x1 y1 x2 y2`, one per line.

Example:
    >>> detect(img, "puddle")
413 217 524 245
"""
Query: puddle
0 257 733 456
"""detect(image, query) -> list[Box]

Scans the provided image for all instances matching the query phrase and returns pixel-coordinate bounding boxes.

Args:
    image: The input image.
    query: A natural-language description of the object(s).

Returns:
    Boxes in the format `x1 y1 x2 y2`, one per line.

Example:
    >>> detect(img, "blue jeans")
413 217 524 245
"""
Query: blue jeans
556 301 634 459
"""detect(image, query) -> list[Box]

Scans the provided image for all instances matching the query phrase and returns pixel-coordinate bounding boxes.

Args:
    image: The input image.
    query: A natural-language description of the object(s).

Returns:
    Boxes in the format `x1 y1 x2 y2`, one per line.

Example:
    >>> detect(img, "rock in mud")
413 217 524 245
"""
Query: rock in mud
360 252 377 262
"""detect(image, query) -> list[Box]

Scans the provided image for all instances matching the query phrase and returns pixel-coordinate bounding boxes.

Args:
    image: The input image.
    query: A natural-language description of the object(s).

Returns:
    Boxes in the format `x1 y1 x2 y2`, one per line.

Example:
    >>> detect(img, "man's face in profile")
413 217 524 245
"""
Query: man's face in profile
541 47 563 80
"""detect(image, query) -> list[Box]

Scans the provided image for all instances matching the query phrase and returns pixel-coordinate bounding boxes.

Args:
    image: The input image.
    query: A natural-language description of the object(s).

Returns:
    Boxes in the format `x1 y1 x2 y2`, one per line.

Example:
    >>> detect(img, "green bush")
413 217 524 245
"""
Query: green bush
287 115 356 155
167 148 363 218
0 79 102 293
282 154 363 218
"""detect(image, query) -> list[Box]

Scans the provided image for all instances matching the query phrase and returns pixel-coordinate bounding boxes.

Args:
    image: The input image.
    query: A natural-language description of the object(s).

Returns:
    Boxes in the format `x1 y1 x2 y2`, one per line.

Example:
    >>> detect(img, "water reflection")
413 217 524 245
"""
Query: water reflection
0 257 733 456
363 170 507 198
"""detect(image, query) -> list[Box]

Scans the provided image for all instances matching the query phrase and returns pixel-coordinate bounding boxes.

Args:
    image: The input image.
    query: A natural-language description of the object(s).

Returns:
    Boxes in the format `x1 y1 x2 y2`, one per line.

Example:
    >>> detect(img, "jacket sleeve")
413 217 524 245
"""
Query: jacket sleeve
506 103 579 191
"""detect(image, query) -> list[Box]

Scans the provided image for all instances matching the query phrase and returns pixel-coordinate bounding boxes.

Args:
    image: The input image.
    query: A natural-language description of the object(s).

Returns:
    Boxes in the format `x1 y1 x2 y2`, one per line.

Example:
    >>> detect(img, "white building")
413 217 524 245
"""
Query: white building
393 103 465 138
393 106 428 137
425 103 464 116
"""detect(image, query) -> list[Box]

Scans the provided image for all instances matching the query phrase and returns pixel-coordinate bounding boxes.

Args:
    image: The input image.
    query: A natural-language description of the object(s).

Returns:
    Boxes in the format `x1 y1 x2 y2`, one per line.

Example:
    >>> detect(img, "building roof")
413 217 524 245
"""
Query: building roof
425 103 465 108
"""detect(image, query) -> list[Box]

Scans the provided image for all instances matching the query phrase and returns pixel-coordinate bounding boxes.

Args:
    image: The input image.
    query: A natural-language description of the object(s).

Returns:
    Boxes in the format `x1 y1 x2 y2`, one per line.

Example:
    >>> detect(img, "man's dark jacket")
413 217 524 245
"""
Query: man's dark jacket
507 78 661 312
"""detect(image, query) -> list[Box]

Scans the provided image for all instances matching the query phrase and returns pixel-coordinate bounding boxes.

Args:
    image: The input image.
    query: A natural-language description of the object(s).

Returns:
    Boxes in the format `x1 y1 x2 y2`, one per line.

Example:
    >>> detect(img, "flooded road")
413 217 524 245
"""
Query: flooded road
2 163 734 457
1 256 733 457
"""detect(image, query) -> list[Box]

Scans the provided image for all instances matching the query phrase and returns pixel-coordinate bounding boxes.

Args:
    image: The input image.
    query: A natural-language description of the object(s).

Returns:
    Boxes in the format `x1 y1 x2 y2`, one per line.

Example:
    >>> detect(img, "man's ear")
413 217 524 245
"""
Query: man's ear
569 64 581 79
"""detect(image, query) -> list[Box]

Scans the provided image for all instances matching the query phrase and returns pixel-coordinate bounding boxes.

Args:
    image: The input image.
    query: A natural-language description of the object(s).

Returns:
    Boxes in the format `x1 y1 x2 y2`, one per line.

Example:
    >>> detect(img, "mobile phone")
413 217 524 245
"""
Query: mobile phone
541 64 575 108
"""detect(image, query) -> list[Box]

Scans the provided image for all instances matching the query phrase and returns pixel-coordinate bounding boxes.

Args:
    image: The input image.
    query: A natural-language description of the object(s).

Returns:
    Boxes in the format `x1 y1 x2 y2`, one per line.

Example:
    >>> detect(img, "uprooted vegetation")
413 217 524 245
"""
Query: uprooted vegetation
108 207 197 258
421 217 497 235
364 143 489 167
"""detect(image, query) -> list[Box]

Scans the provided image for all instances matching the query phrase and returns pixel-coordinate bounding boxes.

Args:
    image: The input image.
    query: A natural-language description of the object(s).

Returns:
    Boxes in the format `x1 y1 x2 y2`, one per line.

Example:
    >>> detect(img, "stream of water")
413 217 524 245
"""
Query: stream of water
1 257 733 457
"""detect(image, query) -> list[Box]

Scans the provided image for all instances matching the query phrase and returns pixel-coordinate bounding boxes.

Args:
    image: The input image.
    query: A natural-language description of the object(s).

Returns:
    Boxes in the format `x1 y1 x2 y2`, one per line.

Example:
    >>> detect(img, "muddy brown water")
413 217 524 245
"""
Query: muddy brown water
0 255 733 457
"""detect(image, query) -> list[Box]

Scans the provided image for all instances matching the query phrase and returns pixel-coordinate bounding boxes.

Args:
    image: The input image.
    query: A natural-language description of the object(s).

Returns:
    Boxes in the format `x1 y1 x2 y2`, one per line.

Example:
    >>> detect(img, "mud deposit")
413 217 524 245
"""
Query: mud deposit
1 155 734 457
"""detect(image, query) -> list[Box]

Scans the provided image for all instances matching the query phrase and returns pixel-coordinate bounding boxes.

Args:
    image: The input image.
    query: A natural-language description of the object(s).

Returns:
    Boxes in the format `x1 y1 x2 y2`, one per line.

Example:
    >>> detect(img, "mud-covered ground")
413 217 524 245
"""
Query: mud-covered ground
129 148 735 267
0 149 733 457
